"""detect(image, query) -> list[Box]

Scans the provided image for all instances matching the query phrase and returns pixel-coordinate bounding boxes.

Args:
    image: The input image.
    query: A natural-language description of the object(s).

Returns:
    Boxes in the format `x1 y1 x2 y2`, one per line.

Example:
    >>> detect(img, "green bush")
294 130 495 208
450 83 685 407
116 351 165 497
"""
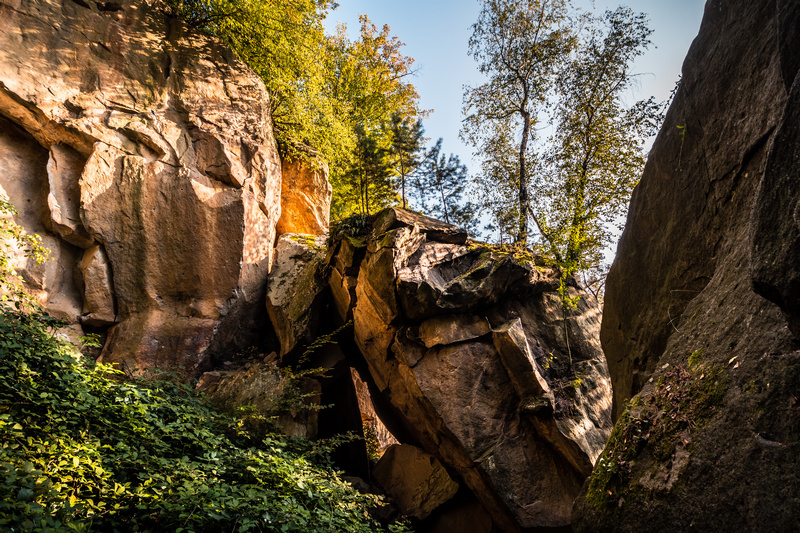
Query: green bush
0 308 409 532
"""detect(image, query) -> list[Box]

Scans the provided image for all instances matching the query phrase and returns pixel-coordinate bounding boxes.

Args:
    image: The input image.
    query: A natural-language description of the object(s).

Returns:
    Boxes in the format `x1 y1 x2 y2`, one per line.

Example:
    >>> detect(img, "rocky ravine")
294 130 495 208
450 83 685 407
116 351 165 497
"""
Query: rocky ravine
573 0 800 530
2 1 615 532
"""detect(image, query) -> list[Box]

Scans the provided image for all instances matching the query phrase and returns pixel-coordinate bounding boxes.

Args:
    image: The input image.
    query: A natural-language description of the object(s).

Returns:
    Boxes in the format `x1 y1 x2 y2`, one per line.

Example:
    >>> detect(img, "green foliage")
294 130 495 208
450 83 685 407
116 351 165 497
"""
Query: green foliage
165 1 424 218
388 114 426 210
688 347 704 369
0 309 409 532
0 197 49 309
362 424 380 462
326 214 372 247
462 0 574 245
534 7 662 276
412 139 478 234
464 2 663 295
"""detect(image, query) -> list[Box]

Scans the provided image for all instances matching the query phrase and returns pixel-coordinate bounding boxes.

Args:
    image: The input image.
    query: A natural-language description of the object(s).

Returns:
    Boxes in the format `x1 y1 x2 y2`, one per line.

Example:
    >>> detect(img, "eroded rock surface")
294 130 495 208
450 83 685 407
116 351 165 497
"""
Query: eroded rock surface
276 153 331 236
575 0 800 530
372 444 458 520
328 208 612 532
0 0 282 375
266 234 327 358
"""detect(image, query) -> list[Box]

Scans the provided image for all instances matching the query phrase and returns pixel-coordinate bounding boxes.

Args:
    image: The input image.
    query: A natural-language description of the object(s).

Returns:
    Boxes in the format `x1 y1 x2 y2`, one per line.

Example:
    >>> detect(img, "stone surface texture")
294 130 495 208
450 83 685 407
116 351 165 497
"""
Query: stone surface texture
0 0 283 375
196 356 320 438
372 443 458 520
332 208 612 532
275 153 331 236
575 0 800 530
266 234 327 358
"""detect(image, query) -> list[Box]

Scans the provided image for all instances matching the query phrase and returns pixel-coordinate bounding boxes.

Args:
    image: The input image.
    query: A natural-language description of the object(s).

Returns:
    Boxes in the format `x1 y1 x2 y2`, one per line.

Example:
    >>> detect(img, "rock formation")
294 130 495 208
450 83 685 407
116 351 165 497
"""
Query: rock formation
0 0 289 375
325 208 613 532
573 0 800 530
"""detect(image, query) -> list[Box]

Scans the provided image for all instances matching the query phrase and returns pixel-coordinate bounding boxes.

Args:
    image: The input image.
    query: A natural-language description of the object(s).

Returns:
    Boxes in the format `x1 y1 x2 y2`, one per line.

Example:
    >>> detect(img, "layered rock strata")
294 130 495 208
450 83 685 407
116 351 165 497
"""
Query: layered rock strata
575 0 800 530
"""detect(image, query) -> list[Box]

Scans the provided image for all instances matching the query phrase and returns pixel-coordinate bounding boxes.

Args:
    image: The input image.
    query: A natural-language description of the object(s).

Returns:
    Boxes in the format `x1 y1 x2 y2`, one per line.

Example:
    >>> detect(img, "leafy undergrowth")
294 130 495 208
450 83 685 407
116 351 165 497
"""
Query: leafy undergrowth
0 309 410 533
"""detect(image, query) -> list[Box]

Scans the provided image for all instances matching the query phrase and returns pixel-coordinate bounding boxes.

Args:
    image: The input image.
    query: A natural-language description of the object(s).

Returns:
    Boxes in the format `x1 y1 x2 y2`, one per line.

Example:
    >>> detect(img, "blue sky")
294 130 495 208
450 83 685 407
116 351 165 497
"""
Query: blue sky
325 0 707 170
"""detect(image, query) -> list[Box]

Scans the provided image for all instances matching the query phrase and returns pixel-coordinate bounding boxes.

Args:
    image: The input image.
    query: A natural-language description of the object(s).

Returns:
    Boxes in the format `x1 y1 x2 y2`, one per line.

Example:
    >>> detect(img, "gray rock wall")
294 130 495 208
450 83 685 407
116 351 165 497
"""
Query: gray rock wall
575 0 800 530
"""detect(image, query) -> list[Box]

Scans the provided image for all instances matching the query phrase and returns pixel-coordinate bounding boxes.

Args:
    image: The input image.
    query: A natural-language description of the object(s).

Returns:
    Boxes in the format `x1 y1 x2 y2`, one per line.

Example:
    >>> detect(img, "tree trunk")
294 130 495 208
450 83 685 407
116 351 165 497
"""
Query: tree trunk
518 110 532 244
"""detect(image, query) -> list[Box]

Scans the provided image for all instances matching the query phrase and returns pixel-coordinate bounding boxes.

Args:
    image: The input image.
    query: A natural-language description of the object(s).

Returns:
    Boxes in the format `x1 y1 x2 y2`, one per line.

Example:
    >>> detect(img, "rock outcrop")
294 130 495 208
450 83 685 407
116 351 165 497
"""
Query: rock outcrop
0 0 283 375
574 0 800 530
327 208 612 532
372 443 459 520
266 233 327 358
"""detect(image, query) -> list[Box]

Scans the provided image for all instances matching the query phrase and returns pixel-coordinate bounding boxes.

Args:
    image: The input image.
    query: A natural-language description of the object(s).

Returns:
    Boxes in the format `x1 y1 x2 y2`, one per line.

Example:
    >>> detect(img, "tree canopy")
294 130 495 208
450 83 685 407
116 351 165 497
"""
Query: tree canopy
464 0 663 296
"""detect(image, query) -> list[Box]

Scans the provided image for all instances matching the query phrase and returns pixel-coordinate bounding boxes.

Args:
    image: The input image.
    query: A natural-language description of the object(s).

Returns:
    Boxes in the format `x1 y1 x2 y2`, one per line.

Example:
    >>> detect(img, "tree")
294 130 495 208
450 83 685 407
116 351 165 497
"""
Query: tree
166 2 425 219
345 125 395 215
388 113 425 209
534 7 662 277
415 139 478 233
462 0 573 245
327 16 424 218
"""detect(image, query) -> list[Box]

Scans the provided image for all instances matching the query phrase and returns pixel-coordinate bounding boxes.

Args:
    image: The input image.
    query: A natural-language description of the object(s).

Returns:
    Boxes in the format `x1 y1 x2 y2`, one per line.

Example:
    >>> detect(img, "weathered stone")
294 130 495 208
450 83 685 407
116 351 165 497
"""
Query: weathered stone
276 154 331 236
372 444 458 520
0 116 84 327
575 1 800 530
350 367 398 454
0 0 284 374
198 359 320 438
348 209 612 531
266 234 327 358
417 314 491 348
373 207 468 244
424 493 496 533
46 144 93 248
750 67 800 339
79 244 115 326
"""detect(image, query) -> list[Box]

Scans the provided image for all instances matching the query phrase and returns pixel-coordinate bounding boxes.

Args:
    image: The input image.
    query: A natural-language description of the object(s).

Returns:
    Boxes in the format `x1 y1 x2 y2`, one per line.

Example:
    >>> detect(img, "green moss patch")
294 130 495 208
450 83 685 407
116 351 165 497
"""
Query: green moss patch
586 362 727 512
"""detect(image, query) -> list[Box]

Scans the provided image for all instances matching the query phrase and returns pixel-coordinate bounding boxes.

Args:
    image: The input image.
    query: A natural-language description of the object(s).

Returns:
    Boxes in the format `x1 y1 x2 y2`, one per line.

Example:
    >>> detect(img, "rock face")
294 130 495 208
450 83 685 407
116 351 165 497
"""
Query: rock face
327 208 613 532
0 0 283 375
372 444 458 520
575 0 800 530
275 153 331 236
266 234 327 358
197 355 320 439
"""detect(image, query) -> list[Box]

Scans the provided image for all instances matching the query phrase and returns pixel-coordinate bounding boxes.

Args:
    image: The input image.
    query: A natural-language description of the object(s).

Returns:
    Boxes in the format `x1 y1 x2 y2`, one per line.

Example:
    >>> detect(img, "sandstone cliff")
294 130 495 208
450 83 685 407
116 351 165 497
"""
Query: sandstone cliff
573 0 800 529
0 0 287 374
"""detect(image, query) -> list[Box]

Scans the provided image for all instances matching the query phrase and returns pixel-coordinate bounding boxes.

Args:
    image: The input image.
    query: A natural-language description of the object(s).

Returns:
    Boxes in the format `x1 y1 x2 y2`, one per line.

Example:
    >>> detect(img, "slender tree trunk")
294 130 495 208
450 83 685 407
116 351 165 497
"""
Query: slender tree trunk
438 173 450 224
400 157 407 209
518 109 532 244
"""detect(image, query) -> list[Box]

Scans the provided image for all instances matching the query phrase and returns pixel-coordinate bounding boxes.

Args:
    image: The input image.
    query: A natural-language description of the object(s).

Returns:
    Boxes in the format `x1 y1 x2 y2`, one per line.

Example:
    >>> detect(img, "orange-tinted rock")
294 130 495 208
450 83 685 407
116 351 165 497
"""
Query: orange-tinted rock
0 0 282 374
348 208 612 531
372 444 458 520
276 154 331 236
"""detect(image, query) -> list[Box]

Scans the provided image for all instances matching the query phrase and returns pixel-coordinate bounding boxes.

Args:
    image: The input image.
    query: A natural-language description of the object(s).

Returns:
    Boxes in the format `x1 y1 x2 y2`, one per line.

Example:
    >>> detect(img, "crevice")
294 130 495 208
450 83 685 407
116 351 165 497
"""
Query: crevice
94 2 122 12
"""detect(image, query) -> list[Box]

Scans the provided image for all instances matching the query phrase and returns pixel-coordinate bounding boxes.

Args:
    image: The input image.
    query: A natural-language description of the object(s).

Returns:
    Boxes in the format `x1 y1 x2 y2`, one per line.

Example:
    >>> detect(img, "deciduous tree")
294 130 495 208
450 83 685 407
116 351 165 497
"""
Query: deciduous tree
462 0 573 244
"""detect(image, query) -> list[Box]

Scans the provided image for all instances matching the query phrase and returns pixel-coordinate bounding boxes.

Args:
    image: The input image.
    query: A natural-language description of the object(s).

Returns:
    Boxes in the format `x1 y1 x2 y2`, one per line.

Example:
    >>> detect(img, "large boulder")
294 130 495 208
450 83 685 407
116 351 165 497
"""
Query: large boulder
372 443 459 520
575 0 800 530
0 0 282 375
342 208 612 532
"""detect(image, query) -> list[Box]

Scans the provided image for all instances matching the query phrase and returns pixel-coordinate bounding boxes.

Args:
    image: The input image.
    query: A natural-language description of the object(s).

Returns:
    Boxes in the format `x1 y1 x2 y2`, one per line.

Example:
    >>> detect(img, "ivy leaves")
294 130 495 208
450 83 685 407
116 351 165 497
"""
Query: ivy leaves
0 310 409 532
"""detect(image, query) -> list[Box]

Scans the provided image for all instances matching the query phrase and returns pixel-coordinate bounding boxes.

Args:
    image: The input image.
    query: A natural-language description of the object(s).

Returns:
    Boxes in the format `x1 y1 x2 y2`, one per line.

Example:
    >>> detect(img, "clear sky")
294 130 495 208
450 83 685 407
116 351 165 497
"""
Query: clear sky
324 0 707 170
